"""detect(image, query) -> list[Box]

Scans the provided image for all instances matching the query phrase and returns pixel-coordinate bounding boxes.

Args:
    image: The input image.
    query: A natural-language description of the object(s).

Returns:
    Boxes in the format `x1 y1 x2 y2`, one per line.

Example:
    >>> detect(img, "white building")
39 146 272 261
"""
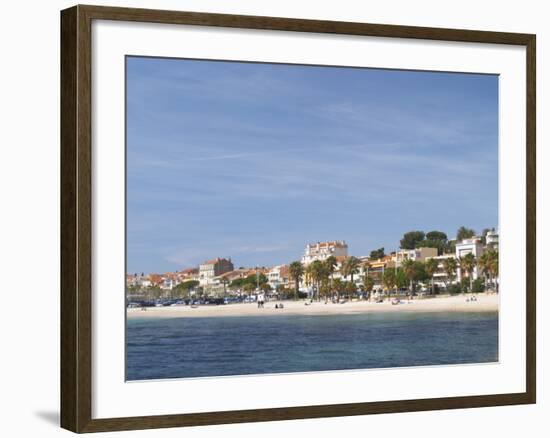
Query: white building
199 258 234 286
267 265 290 290
301 241 348 265
486 228 499 250
427 254 457 287
126 274 151 289
177 268 199 283
455 238 485 281
161 277 176 290
393 247 438 266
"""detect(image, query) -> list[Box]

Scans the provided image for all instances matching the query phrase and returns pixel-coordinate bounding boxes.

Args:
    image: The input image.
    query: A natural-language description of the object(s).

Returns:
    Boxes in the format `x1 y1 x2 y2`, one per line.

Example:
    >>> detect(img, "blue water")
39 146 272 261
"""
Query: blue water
126 311 498 381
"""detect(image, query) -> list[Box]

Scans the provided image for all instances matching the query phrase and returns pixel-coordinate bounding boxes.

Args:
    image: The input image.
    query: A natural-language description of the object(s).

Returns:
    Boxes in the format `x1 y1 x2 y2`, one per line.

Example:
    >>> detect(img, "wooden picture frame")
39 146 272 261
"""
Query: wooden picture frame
61 4 536 433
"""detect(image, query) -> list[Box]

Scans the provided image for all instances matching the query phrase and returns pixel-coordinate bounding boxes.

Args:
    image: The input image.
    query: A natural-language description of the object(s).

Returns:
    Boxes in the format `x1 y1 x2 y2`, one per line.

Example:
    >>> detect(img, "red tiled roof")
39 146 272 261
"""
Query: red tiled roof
180 267 198 274
202 257 231 265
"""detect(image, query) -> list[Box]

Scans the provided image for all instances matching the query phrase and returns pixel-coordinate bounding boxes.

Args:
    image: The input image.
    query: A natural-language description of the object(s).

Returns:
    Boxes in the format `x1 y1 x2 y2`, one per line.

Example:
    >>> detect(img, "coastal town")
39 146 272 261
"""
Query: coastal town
126 226 499 306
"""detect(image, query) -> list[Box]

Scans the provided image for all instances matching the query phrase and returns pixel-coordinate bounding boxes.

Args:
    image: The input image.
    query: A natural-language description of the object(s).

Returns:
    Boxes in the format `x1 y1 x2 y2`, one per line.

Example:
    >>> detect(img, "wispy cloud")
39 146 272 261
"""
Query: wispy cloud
125 57 498 273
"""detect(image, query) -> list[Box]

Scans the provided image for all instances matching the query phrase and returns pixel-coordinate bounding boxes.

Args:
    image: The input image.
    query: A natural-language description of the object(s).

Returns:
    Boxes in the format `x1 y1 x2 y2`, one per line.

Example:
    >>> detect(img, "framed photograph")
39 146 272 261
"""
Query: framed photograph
60 4 536 433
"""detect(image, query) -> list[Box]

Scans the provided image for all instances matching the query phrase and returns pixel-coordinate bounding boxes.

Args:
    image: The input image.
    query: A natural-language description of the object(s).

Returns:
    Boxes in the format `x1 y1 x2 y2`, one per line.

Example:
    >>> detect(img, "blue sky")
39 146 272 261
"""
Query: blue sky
126 57 498 274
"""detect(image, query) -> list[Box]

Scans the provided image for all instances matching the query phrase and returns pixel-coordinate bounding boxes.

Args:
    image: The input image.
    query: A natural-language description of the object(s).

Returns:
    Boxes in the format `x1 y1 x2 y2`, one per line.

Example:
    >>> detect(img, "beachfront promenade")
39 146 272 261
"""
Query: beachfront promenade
127 293 498 319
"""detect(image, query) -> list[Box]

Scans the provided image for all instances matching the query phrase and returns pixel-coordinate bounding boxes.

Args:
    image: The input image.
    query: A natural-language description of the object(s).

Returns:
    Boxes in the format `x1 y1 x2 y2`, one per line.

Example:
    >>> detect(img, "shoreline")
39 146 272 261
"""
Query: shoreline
127 293 498 319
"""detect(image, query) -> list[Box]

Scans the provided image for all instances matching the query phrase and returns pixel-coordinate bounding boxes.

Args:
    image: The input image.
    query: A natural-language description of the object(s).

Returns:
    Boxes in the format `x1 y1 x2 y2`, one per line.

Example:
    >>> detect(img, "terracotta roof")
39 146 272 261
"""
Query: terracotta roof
279 265 290 276
202 257 232 265
180 267 198 275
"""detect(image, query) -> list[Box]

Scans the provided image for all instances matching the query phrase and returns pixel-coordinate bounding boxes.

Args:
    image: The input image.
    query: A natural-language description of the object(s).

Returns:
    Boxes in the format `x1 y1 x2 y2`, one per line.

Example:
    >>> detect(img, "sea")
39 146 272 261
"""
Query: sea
126 311 498 381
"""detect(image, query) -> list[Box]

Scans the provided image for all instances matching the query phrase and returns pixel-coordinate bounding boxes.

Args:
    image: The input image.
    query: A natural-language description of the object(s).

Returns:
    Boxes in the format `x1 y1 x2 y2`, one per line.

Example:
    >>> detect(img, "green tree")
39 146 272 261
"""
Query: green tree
400 231 425 249
442 257 458 291
229 277 244 289
445 240 456 254
369 247 385 259
289 261 304 300
419 240 448 255
310 260 327 301
459 253 476 292
332 278 345 302
174 280 200 300
230 273 268 290
426 231 448 242
363 276 375 294
219 277 229 299
413 261 429 283
341 256 361 299
304 263 314 294
147 285 163 301
324 256 337 298
395 268 408 290
471 278 485 293
126 284 141 295
425 258 439 295
345 281 357 296
490 254 499 293
416 231 448 255
382 269 396 297
479 249 499 292
402 259 416 294
456 226 476 242
483 249 499 293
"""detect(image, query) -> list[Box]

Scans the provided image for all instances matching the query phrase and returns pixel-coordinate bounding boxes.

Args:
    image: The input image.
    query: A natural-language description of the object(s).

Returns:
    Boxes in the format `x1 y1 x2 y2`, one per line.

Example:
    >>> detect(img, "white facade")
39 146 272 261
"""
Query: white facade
394 247 438 266
455 238 485 281
267 265 289 289
199 264 215 286
161 278 175 290
301 241 348 265
486 229 499 249
199 258 234 286
427 254 457 287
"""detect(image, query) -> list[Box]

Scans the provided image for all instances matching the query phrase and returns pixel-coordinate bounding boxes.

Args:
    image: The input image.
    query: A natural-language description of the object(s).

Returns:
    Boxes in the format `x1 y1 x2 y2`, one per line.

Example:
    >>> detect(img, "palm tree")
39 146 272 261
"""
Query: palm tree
459 253 476 292
310 260 328 301
345 281 357 298
442 257 458 291
220 277 229 301
479 250 498 292
332 278 344 302
382 269 396 299
425 258 438 295
324 256 337 299
488 250 499 293
289 261 304 300
478 251 491 290
363 276 374 300
401 258 416 295
341 256 361 299
456 226 476 242
304 263 314 287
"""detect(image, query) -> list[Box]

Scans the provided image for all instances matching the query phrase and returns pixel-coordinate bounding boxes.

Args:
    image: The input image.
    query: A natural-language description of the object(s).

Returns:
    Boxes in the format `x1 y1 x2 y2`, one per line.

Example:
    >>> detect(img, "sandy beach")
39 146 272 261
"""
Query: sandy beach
127 293 498 319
